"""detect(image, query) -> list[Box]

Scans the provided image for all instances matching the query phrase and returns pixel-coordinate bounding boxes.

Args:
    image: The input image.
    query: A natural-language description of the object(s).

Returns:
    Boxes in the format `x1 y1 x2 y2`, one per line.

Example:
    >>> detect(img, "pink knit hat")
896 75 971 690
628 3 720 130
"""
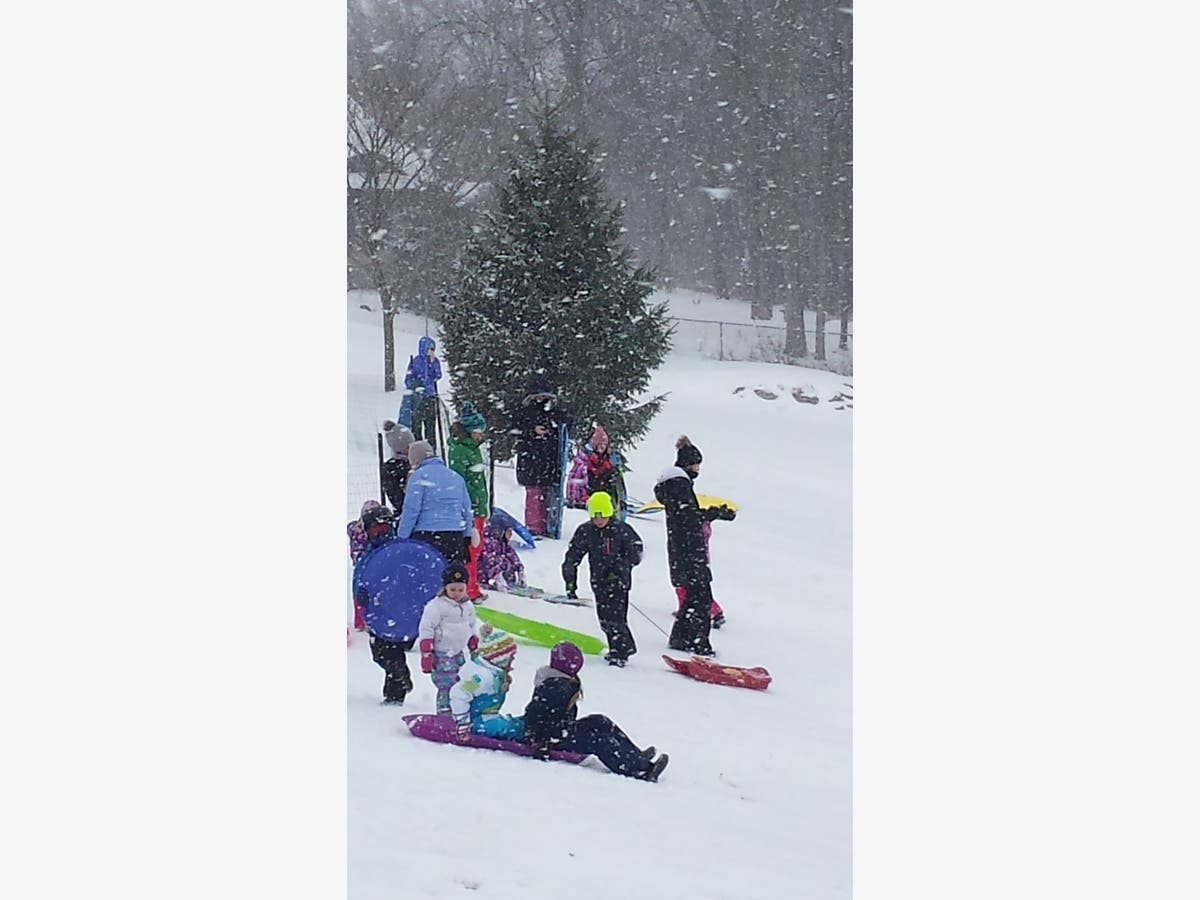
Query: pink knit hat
590 424 609 450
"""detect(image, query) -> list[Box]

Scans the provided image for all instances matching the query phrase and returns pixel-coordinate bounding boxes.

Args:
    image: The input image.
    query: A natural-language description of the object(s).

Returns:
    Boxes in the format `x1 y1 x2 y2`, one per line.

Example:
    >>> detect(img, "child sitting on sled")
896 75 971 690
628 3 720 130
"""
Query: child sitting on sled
522 641 669 782
417 561 480 715
448 623 525 740
477 511 527 592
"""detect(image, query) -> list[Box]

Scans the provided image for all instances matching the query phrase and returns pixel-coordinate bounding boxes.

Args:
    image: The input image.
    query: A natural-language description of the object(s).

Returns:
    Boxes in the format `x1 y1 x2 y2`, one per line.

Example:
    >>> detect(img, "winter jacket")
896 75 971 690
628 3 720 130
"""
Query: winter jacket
514 393 569 487
396 457 474 540
417 593 478 655
585 447 619 499
381 456 411 514
562 520 643 594
654 466 725 586
449 657 525 739
478 529 525 587
565 449 589 506
522 666 582 743
447 432 489 517
347 499 383 563
405 336 442 396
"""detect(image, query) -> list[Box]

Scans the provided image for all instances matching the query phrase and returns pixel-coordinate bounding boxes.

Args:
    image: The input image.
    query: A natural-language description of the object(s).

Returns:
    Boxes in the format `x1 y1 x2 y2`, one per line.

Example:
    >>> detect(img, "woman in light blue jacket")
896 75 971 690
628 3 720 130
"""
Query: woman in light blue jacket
397 440 478 567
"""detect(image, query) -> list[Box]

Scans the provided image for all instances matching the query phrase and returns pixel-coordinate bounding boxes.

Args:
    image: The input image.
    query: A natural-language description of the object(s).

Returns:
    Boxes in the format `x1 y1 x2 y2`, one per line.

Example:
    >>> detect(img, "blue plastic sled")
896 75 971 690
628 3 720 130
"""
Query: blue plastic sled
491 507 537 549
354 538 447 640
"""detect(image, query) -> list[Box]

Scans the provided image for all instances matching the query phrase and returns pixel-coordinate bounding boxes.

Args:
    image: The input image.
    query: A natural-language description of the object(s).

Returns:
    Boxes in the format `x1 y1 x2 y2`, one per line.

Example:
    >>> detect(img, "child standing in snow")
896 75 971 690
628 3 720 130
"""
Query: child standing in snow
674 520 727 628
380 420 414 514
522 641 669 782
448 623 524 740
561 491 643 667
447 401 490 600
418 561 480 715
477 512 527 592
584 424 619 502
351 505 417 704
347 499 386 631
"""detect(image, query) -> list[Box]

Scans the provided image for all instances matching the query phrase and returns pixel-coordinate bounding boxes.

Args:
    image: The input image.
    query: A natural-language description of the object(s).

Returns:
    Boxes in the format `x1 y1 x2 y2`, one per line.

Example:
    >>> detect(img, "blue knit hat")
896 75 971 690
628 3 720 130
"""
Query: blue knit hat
459 401 486 433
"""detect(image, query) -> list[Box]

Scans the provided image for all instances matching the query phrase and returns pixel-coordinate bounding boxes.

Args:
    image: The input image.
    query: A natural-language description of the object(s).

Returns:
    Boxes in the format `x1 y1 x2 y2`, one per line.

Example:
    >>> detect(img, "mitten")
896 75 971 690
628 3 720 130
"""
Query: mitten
516 572 527 587
419 638 435 674
467 634 479 653
529 742 551 761
718 505 736 521
493 574 509 593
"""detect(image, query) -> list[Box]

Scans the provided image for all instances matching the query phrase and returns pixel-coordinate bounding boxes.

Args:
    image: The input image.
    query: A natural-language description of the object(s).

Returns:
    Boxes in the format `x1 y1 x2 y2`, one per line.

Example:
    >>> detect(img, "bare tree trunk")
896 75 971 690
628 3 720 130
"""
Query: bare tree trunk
839 303 850 351
785 285 807 359
381 285 396 392
815 309 827 361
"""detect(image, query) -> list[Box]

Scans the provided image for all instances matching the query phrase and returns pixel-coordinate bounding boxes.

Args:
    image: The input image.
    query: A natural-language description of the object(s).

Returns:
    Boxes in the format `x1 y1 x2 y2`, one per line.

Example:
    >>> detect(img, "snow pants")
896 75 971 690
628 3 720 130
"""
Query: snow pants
524 486 548 536
431 651 466 715
412 395 439 450
466 514 486 599
668 580 715 656
411 529 468 568
369 634 415 702
595 581 637 661
675 586 723 619
558 714 653 779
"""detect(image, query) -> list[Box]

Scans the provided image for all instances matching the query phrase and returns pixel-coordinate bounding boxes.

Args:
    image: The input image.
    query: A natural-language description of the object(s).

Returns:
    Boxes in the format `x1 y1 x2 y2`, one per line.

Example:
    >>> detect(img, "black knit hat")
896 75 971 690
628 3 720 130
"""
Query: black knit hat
442 561 470 586
675 435 703 467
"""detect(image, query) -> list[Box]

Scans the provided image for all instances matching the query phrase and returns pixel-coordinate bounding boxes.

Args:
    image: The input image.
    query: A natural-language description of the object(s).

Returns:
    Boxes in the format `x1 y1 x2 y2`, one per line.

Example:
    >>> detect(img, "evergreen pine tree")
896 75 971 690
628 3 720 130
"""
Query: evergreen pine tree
439 118 673 461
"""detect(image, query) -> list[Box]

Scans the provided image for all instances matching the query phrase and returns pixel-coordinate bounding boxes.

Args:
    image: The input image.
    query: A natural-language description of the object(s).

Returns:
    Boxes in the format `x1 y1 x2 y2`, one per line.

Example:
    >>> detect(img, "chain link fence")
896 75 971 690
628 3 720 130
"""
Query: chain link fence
667 316 853 375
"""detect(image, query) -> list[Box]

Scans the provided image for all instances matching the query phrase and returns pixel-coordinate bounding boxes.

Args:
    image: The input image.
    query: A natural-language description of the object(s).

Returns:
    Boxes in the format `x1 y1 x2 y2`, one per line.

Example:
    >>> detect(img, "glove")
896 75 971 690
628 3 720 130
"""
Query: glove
468 634 479 653
493 574 509 593
516 572 527 587
470 528 481 549
717 505 736 521
529 742 551 761
419 638 435 674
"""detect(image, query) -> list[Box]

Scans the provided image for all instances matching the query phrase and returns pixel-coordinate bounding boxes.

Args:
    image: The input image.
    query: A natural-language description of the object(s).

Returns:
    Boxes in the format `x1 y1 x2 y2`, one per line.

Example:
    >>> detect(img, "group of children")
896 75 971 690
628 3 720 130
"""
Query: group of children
349 361 744 782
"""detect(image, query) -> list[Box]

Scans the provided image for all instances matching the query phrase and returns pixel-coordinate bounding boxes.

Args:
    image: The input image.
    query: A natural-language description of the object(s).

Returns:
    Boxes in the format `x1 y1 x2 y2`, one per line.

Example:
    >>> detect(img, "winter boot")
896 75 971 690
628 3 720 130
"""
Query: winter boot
641 745 656 759
642 753 670 783
604 653 627 668
711 613 726 629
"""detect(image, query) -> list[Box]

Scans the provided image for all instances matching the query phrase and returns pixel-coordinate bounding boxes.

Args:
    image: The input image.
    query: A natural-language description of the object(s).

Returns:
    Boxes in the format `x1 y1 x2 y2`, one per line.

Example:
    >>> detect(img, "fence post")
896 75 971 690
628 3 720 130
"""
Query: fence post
376 433 386 505
719 322 724 361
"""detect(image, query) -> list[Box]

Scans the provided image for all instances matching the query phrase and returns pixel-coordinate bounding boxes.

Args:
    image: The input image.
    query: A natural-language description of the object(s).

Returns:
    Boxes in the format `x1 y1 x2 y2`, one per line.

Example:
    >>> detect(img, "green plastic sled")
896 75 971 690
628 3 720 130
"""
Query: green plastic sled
475 606 606 655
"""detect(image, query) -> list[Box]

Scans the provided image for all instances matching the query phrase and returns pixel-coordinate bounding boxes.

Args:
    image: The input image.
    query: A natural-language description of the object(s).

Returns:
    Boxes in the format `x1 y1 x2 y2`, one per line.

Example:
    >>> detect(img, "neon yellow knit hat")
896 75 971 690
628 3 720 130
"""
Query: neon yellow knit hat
586 491 615 518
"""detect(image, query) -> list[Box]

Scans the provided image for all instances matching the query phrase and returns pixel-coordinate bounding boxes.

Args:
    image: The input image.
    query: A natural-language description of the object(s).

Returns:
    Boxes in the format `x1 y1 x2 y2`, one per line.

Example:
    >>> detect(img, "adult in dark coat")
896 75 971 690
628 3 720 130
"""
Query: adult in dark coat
522 642 669 782
514 377 570 536
655 436 736 656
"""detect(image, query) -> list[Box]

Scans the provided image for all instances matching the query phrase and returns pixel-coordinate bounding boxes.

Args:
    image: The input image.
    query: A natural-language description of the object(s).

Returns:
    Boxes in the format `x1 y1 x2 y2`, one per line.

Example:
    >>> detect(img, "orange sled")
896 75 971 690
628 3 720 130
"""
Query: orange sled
662 654 771 690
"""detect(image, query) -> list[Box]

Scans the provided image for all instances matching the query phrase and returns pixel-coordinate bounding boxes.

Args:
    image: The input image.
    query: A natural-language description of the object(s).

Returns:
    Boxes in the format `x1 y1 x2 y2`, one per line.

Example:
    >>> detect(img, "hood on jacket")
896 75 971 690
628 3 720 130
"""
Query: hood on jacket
656 465 690 486
418 336 436 356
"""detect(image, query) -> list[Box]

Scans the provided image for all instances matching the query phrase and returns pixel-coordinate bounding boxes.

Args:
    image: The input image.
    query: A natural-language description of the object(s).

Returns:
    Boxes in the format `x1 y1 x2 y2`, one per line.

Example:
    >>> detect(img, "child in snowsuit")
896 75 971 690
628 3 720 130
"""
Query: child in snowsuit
522 641 669 782
562 492 643 667
418 561 480 715
584 425 619 501
347 499 386 630
380 420 414 513
351 504 416 704
513 376 570 536
477 513 527 592
404 336 442 449
447 402 490 600
674 520 726 628
448 624 524 740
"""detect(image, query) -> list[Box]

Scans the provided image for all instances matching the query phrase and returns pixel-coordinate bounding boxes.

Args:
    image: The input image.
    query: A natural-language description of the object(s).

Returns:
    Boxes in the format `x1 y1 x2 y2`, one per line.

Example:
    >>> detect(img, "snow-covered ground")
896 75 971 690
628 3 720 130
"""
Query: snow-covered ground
347 292 852 899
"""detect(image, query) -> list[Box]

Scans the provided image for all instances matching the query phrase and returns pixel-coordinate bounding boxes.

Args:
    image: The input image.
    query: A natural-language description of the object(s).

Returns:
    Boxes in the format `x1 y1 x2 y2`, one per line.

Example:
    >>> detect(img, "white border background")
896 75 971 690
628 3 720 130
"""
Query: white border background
4 2 1198 897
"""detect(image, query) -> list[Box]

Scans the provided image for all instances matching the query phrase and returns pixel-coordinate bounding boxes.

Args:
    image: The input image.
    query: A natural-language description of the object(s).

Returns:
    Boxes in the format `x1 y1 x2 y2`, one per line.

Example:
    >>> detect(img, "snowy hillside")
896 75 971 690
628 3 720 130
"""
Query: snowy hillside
347 291 852 900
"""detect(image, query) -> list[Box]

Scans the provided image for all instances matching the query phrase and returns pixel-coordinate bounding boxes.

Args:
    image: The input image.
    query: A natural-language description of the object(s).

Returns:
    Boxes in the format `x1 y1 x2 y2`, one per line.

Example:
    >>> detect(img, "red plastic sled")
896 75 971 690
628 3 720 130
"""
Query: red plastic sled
401 714 587 763
662 655 772 690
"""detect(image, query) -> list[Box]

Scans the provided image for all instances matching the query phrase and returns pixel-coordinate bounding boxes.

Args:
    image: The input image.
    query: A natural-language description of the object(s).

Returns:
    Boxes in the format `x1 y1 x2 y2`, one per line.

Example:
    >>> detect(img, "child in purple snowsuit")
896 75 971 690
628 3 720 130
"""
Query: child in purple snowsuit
347 499 383 629
478 514 526 592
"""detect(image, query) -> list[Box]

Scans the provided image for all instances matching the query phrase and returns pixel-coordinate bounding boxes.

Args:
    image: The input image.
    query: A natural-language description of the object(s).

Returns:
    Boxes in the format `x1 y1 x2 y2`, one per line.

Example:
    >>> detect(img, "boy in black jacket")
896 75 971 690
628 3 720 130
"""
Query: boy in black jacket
562 492 643 667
